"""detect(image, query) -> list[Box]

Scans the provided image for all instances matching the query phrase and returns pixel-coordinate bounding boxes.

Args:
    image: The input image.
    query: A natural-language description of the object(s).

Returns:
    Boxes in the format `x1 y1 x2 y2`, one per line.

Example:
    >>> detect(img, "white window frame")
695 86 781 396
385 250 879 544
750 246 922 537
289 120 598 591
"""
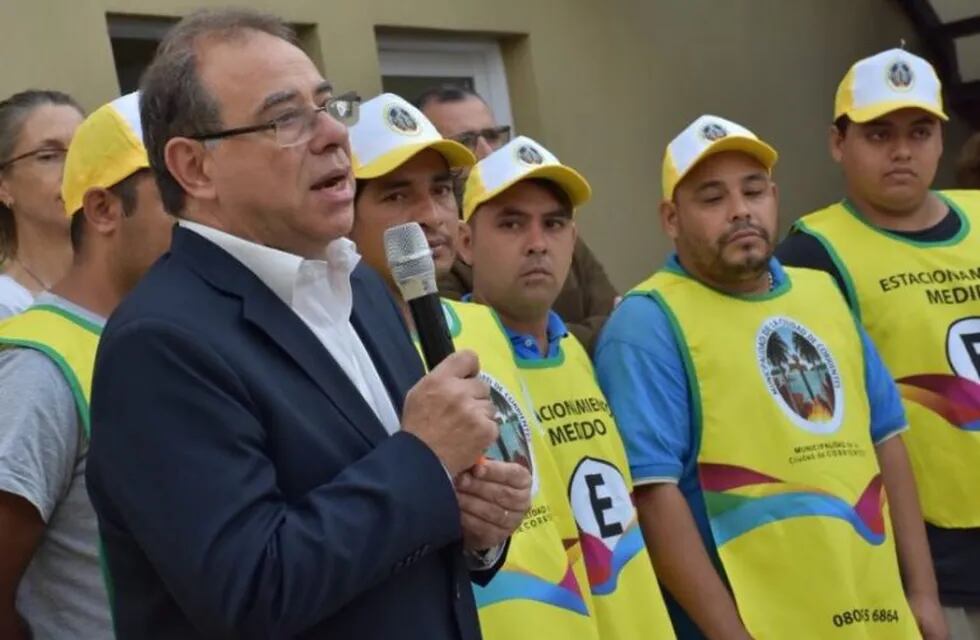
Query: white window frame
376 34 514 127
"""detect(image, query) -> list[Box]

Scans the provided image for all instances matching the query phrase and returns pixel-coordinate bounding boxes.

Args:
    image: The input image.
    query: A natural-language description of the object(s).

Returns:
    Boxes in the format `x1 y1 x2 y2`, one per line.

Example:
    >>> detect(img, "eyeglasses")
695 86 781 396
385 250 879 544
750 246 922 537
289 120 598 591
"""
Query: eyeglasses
190 92 361 148
0 146 68 171
450 125 512 151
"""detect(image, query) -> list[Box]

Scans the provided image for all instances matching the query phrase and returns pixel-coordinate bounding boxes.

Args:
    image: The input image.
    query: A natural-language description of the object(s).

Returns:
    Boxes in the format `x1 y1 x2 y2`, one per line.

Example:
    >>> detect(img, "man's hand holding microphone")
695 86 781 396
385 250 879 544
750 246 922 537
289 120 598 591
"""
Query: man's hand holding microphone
388 223 531 552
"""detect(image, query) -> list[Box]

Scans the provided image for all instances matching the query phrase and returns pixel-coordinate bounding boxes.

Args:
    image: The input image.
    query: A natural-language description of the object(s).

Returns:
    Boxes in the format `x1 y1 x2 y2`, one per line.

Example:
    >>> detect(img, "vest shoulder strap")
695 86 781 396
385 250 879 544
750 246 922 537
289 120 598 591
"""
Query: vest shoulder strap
0 305 100 437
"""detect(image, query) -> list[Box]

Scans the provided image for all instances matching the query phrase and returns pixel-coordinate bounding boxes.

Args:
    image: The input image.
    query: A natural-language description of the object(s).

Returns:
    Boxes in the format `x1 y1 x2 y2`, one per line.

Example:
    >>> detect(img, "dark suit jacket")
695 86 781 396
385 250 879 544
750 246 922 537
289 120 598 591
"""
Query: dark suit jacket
87 227 488 639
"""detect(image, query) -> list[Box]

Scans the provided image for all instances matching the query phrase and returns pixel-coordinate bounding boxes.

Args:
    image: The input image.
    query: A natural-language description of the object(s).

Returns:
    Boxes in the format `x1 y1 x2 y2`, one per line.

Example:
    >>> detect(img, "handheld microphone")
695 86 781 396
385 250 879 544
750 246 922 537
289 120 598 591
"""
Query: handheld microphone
384 222 455 370
386 222 520 471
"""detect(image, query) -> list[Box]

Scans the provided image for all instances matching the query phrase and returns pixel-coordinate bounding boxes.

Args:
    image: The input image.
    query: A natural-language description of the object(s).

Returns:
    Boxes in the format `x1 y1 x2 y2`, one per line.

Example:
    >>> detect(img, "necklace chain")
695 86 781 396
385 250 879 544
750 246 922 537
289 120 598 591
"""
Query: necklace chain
13 257 50 290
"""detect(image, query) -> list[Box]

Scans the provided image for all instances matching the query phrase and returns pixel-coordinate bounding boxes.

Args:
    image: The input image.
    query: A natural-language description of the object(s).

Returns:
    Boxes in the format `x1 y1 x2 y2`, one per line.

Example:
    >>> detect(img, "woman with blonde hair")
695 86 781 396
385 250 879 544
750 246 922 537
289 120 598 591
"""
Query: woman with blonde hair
0 90 83 318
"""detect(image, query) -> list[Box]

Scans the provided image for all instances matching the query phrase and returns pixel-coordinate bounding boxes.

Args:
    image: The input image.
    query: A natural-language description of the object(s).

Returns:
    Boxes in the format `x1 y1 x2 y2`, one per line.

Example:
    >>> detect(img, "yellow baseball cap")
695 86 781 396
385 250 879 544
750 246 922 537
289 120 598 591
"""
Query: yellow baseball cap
62 92 149 217
662 115 778 200
835 48 948 123
350 93 475 179
462 136 591 222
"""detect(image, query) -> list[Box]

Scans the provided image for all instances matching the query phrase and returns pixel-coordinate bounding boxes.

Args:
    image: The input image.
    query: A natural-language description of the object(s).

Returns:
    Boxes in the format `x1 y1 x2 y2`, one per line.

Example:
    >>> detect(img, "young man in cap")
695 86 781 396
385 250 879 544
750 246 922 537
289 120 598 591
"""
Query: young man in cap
596 114 945 639
348 92 608 640
0 91 171 639
348 94 534 565
457 135 676 639
416 85 619 355
778 48 980 638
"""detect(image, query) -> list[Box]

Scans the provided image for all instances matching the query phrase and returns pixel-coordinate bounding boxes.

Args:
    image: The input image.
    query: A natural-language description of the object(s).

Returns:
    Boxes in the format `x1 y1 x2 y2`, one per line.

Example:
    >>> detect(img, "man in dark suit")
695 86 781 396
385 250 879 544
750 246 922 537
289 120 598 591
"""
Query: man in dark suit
86 8 531 639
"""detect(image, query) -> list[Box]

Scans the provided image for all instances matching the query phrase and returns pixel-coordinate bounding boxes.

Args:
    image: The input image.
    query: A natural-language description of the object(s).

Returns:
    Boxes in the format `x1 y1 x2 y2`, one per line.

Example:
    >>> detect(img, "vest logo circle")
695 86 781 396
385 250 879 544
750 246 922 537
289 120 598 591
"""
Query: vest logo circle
480 372 538 494
568 457 632 550
757 316 844 434
946 316 980 383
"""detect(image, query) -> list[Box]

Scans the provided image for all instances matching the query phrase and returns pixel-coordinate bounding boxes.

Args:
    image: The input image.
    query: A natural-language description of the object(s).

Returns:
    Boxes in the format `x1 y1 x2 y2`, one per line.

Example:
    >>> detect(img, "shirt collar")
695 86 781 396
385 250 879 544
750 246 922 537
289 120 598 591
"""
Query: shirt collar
459 292 568 358
505 309 567 359
178 220 361 306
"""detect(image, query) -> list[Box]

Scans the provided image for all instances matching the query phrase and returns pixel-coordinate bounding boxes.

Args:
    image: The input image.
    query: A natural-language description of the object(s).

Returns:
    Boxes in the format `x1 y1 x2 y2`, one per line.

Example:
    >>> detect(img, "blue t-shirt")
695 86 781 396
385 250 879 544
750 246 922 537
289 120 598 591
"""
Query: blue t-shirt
594 255 907 638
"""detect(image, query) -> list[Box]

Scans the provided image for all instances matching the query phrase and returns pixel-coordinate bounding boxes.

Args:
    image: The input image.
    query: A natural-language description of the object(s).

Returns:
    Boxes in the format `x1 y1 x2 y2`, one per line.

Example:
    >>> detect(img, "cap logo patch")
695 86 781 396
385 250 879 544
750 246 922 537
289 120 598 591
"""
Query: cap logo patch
886 60 914 91
516 144 545 166
384 104 421 136
700 122 728 142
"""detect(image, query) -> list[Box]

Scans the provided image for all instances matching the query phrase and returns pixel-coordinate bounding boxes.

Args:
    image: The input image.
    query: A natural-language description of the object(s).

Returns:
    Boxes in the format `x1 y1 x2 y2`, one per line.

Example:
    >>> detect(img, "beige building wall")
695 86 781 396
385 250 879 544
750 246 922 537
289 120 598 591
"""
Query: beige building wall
0 0 970 290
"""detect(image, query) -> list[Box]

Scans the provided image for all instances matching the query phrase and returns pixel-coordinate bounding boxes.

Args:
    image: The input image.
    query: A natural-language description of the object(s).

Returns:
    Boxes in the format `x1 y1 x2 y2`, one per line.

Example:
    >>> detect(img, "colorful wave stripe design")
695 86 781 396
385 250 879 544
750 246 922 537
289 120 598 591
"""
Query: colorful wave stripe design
897 374 980 432
579 520 645 596
473 540 589 616
700 463 886 547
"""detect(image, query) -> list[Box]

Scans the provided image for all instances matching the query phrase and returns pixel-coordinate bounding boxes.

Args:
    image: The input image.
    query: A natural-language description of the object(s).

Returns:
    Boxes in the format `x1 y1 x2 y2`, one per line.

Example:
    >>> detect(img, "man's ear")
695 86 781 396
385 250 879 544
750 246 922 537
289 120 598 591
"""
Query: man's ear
80 187 122 237
0 176 13 210
829 125 845 164
165 137 217 201
457 222 474 266
660 198 680 241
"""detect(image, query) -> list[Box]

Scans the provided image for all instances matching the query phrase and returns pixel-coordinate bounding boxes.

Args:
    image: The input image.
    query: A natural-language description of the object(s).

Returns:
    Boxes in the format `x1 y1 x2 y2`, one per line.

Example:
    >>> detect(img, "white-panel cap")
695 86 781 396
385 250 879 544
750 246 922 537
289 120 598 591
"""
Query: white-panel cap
462 136 591 221
662 115 777 200
349 93 475 179
835 48 948 123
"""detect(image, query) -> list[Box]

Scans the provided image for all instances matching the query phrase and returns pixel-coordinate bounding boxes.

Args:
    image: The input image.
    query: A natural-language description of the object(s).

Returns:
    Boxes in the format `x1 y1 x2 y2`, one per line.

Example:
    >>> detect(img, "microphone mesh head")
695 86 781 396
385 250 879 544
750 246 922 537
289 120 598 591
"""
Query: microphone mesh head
384 222 438 300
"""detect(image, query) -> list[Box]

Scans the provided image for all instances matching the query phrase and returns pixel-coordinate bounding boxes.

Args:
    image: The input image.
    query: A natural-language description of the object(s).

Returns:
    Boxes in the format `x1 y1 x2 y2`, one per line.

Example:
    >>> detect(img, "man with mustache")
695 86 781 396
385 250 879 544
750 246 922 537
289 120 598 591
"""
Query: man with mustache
347 91 533 569
595 115 943 639
348 92 607 640
457 136 676 639
778 48 980 639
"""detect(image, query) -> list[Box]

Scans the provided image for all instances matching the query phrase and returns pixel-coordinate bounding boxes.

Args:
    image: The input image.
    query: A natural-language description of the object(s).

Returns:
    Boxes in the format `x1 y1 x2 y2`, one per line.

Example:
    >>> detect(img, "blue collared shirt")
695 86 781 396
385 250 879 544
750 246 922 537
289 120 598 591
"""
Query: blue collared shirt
462 294 568 360
593 254 908 638
506 311 568 360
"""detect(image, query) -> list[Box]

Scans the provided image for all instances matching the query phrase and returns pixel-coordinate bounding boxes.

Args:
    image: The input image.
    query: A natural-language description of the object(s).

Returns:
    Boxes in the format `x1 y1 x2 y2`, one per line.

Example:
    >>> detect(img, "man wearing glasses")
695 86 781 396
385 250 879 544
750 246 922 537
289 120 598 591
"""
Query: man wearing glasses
86 9 515 640
416 85 620 355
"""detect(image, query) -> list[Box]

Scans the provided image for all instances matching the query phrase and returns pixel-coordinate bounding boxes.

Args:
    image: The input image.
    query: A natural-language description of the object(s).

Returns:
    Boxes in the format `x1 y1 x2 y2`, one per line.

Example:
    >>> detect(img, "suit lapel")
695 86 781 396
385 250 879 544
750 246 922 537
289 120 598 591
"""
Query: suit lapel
349 265 419 417
172 227 390 446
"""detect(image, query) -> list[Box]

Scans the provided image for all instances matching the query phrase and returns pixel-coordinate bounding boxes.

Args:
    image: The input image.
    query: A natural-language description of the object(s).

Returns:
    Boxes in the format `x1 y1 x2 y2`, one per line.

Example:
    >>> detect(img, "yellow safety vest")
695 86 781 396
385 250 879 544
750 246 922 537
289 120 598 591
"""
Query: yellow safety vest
796 191 980 528
515 331 676 639
629 267 917 639
439 299 600 640
0 304 100 435
0 302 116 627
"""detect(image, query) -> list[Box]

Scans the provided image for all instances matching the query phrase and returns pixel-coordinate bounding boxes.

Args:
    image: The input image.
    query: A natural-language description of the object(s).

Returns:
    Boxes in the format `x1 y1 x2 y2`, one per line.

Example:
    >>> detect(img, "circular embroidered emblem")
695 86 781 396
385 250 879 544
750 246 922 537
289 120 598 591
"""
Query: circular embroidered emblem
757 316 844 434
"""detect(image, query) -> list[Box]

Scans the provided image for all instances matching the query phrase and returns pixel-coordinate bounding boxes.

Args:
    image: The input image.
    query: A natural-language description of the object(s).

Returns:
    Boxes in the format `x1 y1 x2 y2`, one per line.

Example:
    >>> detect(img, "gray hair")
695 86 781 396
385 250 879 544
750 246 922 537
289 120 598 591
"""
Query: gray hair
0 89 82 262
139 8 297 215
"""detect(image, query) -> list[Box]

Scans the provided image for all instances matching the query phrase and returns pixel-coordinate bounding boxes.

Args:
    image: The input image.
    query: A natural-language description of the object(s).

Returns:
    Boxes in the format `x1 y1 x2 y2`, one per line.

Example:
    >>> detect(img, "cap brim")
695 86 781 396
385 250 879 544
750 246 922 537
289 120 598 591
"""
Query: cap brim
670 136 778 199
843 100 949 123
62 151 150 217
354 139 476 180
520 164 592 209
464 164 592 222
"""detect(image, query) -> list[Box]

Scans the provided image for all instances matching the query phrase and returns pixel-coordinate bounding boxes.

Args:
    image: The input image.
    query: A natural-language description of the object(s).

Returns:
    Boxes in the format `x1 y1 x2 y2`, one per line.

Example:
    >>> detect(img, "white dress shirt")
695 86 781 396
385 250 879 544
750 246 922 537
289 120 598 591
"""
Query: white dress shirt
179 220 402 435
